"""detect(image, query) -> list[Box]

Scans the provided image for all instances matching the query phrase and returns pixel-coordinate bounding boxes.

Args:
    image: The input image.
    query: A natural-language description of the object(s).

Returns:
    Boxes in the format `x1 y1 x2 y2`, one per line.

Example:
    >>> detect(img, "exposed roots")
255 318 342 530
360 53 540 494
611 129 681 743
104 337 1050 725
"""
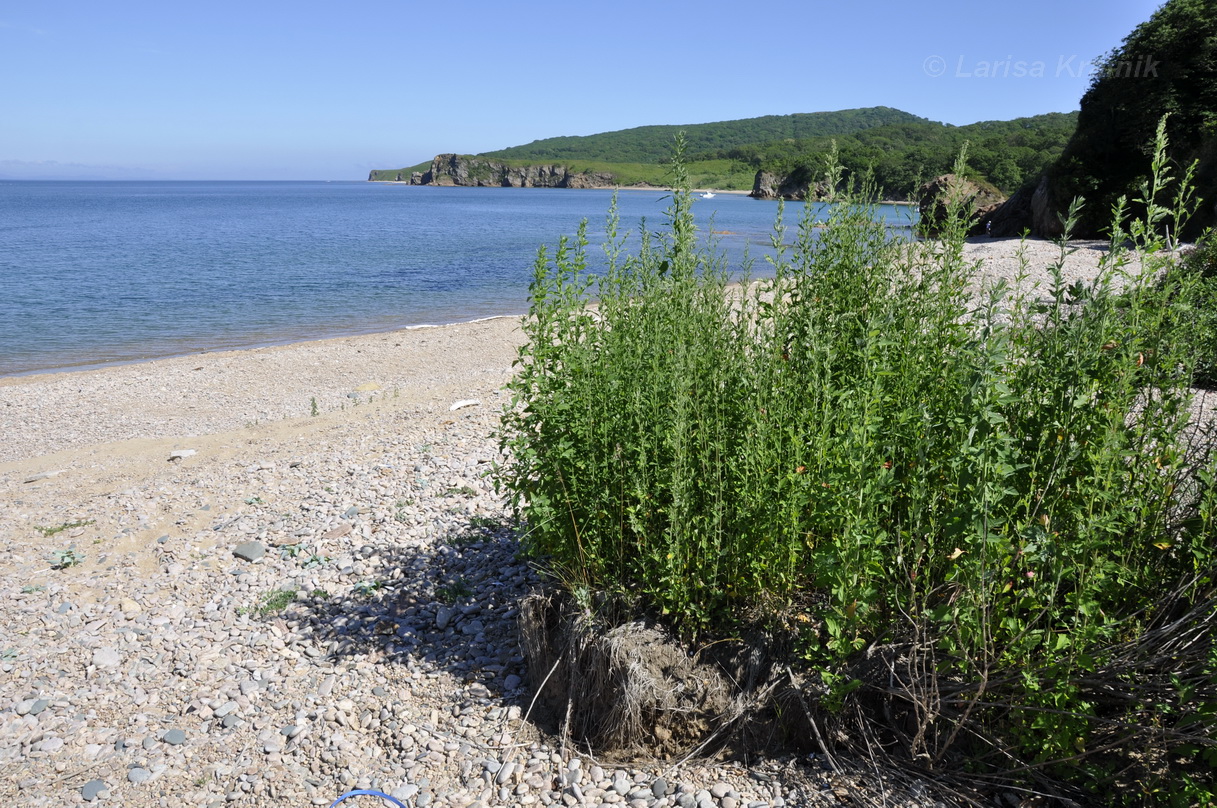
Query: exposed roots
518 591 806 761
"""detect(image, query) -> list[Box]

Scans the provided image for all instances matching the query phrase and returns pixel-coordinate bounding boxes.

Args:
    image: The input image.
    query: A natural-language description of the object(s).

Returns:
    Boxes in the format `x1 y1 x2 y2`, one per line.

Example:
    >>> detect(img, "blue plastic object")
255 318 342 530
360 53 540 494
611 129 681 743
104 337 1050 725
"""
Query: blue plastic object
327 788 411 808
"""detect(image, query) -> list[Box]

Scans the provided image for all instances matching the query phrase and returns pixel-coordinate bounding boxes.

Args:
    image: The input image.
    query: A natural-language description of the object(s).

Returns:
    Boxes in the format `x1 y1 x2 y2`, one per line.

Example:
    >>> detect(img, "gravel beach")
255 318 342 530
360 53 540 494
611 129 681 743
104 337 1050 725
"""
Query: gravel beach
0 237 1195 808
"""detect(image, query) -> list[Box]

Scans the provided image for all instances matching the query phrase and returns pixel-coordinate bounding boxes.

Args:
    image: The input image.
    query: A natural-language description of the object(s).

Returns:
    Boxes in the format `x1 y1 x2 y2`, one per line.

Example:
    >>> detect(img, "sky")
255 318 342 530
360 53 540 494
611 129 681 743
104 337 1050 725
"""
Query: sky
0 0 1166 180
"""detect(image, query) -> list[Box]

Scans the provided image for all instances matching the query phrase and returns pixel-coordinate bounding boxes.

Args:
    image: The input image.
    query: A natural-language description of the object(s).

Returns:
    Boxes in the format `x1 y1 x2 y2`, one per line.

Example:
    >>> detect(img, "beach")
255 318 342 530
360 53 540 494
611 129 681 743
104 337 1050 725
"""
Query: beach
0 237 1200 807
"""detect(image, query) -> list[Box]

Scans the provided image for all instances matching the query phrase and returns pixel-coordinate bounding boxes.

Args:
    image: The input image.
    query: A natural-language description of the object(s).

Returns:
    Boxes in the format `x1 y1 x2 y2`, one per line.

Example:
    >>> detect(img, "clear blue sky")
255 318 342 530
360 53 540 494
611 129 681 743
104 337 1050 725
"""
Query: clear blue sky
0 0 1163 180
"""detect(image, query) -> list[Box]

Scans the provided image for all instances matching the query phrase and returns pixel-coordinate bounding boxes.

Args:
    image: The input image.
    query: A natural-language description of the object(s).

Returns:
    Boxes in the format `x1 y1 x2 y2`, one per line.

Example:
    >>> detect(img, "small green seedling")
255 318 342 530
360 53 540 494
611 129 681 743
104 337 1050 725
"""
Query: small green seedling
49 546 84 570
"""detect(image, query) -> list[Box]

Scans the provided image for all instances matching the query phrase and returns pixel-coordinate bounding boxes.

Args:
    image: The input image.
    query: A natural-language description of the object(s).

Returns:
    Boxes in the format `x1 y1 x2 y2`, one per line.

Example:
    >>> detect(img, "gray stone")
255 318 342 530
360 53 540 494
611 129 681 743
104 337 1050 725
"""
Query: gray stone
81 779 107 801
92 647 122 669
494 761 516 785
222 714 242 730
435 605 455 630
652 778 669 799
162 728 186 746
233 541 266 561
128 767 152 784
392 785 419 802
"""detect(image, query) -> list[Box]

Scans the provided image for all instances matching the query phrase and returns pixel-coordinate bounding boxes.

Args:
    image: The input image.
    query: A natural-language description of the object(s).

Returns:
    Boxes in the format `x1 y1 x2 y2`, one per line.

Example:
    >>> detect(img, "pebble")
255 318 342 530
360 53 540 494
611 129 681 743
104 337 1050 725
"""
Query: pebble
233 541 266 561
81 779 107 802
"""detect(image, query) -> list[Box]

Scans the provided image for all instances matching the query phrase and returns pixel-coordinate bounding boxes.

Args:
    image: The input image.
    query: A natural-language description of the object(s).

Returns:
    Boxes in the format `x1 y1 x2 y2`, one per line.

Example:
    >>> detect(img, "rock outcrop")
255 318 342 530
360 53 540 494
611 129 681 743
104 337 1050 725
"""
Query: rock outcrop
378 155 617 189
984 174 1066 239
917 174 1006 236
749 170 832 201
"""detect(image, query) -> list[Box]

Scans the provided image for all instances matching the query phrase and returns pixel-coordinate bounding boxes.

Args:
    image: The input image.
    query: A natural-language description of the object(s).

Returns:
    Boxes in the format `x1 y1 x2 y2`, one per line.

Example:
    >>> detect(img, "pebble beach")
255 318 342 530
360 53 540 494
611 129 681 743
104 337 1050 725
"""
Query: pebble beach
0 237 1198 808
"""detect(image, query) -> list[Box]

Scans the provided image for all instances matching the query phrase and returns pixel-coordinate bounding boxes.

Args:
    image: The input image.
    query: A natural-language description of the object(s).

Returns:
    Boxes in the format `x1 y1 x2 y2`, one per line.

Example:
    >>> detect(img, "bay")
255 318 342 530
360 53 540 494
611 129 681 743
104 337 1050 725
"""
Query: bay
0 181 914 377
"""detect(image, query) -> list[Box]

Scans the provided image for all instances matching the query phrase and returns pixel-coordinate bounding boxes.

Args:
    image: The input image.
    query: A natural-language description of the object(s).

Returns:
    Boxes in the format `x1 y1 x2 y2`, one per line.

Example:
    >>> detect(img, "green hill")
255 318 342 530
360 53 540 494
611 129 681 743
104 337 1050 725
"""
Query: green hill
481 107 932 164
370 107 1079 196
738 111 1079 197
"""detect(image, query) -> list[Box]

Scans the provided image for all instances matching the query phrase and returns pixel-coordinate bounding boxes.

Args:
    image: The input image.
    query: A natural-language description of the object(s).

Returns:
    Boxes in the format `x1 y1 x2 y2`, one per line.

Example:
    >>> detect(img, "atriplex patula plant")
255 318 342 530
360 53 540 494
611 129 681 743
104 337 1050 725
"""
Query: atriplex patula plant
498 126 1216 803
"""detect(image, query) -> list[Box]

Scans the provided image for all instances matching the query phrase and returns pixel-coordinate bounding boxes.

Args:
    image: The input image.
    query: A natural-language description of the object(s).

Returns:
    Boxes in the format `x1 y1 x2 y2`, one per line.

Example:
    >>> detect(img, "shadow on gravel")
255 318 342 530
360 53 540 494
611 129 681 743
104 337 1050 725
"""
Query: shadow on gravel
259 514 539 712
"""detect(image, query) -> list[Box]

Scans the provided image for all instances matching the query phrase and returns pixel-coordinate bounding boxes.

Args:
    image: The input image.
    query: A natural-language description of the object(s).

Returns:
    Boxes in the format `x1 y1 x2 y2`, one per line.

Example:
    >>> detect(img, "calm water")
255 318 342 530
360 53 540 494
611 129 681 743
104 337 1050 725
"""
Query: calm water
0 181 915 377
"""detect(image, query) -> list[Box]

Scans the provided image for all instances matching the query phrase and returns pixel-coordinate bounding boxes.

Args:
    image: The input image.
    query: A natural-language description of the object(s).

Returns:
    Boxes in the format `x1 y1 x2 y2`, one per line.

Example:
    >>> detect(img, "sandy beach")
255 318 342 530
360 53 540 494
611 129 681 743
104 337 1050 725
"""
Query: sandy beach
0 237 1202 807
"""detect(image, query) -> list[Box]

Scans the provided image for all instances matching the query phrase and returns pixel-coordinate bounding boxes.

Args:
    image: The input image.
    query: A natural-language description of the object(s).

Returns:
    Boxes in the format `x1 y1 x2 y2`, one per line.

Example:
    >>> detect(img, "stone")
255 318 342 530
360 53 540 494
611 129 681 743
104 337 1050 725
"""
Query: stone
917 174 1006 236
233 541 266 561
92 647 122 669
322 523 351 540
435 605 455 630
81 779 107 801
162 728 186 746
392 785 419 802
128 767 152 784
23 470 65 483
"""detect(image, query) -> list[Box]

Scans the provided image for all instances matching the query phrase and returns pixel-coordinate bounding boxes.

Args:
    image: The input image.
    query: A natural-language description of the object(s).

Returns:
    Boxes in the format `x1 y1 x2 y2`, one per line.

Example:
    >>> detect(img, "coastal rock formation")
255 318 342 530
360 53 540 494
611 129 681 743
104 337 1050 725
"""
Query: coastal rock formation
749 169 831 201
386 155 617 189
917 173 1006 236
986 174 1065 239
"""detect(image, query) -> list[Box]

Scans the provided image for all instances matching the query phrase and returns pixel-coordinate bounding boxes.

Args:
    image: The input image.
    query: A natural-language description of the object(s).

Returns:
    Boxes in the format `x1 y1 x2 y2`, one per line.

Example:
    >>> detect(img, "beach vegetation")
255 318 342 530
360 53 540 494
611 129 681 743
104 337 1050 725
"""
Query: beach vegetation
34 519 94 538
498 130 1217 802
436 578 472 604
248 588 297 616
48 546 84 570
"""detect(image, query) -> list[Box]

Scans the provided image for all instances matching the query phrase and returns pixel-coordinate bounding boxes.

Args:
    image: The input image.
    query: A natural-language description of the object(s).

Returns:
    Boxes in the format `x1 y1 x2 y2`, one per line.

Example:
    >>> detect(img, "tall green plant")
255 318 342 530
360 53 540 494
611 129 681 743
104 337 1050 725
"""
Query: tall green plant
498 131 1217 802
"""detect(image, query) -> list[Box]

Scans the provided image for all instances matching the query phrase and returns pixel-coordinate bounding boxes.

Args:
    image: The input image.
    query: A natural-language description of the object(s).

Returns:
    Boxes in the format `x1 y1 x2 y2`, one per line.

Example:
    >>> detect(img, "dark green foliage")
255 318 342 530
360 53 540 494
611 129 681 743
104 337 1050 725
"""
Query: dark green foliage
498 138 1217 802
1046 0 1217 237
1179 232 1217 387
482 107 930 164
709 112 1079 196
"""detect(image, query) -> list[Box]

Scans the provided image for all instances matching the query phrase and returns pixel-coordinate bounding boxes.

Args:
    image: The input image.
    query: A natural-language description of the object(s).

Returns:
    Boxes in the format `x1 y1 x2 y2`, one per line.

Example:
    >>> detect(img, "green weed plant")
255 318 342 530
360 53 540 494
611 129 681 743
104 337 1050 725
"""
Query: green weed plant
498 129 1217 801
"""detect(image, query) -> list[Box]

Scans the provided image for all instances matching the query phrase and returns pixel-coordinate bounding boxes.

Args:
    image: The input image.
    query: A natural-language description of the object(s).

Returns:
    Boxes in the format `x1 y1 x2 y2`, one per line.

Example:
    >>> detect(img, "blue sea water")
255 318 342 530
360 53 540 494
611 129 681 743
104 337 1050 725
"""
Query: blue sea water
0 181 915 377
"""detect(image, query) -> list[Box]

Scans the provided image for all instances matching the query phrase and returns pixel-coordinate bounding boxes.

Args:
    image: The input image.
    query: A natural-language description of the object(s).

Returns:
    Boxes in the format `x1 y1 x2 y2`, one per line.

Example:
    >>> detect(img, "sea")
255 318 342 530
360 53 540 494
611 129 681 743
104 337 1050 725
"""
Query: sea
0 181 916 377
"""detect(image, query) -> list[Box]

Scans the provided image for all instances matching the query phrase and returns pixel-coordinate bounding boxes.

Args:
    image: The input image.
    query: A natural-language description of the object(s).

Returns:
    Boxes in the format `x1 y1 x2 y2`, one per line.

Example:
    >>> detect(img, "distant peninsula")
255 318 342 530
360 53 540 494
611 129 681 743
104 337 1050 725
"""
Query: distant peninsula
369 107 1079 201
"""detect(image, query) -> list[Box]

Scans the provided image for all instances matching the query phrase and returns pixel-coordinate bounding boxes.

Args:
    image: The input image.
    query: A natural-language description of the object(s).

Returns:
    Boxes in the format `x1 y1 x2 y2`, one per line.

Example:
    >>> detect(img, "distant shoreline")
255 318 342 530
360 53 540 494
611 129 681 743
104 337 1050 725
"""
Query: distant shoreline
370 180 916 205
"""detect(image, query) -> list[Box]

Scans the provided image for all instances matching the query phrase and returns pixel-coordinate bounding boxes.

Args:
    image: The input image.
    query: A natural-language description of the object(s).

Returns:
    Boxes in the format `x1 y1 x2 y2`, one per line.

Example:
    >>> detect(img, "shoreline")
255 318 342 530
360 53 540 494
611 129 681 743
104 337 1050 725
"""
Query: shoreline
371 180 917 205
0 314 527 383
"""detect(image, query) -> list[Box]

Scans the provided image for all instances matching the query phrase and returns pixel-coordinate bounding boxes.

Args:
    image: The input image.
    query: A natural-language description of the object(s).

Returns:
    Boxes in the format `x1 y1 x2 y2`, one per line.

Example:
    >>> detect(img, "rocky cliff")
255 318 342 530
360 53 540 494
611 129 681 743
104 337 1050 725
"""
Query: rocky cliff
371 155 617 189
749 170 832 201
918 174 1006 236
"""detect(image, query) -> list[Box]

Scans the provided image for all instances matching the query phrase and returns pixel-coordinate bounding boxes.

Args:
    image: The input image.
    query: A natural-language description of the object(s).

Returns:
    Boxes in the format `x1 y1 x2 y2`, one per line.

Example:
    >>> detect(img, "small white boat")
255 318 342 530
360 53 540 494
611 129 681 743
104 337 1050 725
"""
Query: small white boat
700 191 716 199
